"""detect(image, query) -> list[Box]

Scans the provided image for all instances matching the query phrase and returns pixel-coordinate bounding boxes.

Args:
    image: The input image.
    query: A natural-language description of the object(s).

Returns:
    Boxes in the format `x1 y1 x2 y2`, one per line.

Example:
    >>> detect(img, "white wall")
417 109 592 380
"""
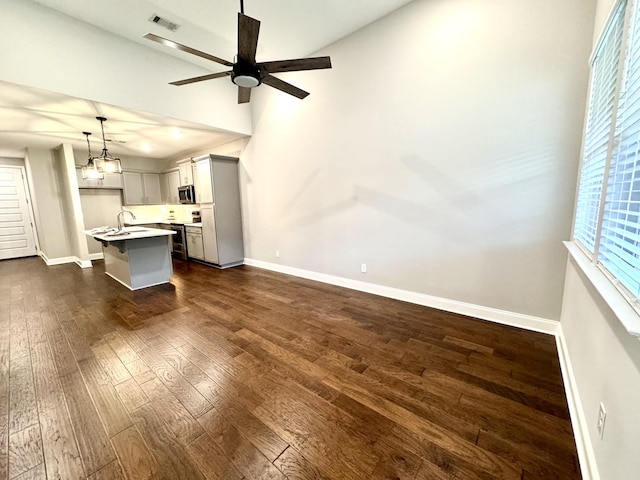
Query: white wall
561 260 640 479
242 0 595 320
0 157 24 167
74 149 165 173
560 0 640 478
80 190 123 255
25 148 72 260
0 0 251 136
57 144 90 265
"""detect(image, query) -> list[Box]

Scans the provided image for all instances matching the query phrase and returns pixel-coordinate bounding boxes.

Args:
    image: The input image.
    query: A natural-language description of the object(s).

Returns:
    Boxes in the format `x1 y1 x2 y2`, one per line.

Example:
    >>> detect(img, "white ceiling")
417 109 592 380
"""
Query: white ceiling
31 0 414 62
0 80 246 160
1 0 414 159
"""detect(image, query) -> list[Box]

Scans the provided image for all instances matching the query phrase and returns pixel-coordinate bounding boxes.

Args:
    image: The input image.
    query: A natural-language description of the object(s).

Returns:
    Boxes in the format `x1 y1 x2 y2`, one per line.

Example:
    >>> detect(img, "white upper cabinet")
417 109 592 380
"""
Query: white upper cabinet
143 173 162 204
123 172 144 204
123 171 162 205
162 170 180 204
178 161 194 186
76 168 123 189
194 158 213 204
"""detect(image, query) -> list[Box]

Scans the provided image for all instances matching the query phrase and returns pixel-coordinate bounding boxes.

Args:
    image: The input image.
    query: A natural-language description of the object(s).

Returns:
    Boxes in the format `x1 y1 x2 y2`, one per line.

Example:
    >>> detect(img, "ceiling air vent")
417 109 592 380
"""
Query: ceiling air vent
148 14 180 32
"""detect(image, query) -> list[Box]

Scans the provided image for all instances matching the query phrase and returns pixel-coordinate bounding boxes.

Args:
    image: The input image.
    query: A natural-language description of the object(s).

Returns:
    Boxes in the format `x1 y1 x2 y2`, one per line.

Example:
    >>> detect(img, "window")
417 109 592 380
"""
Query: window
573 0 640 310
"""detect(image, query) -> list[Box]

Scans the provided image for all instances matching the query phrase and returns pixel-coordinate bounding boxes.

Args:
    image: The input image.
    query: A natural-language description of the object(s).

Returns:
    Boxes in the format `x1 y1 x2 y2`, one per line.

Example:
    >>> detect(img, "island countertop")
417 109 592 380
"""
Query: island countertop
84 226 176 290
84 226 176 242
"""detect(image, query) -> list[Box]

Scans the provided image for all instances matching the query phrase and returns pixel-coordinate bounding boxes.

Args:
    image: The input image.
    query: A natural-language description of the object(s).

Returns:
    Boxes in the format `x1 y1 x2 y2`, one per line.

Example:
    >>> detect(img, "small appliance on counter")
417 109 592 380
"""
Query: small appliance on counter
178 184 195 204
191 210 201 223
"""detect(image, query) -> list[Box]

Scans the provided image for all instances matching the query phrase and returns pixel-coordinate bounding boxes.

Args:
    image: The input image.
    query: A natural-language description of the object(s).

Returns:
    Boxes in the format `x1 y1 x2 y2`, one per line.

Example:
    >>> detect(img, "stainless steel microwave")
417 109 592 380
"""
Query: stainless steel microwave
178 185 196 204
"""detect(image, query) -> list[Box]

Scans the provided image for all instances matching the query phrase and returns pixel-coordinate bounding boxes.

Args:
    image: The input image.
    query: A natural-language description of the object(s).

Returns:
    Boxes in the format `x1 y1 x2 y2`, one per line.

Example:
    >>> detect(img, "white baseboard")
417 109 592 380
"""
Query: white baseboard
40 252 76 266
75 258 93 269
244 258 595 476
88 252 104 261
40 252 93 268
243 258 559 335
556 325 598 480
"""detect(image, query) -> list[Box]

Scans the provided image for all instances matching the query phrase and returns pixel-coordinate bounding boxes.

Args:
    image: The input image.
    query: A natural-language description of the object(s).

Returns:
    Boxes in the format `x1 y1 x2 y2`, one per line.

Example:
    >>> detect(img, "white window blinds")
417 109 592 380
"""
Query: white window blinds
574 2 626 252
599 2 640 298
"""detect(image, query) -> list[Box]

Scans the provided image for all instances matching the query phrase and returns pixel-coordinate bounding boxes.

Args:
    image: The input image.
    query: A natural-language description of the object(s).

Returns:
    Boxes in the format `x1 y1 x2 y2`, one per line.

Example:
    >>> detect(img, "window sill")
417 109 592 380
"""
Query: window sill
564 241 640 339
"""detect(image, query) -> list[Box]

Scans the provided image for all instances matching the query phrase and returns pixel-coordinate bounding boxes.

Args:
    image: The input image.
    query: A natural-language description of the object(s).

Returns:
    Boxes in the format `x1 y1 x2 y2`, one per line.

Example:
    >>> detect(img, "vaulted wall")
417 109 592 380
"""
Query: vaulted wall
242 0 595 321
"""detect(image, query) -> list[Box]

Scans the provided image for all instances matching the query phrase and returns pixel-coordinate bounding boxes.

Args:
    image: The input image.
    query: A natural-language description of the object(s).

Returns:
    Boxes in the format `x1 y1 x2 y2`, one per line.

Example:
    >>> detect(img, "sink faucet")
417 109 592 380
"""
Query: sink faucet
116 209 136 231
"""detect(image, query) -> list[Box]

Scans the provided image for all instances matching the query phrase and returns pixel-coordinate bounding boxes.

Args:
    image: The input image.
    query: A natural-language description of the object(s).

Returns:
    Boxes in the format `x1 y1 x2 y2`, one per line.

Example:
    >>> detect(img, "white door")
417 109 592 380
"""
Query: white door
0 166 37 260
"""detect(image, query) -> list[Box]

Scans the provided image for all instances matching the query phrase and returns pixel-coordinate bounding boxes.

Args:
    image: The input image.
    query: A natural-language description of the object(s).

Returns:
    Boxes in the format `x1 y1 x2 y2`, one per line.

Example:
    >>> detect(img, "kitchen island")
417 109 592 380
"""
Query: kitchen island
84 226 175 290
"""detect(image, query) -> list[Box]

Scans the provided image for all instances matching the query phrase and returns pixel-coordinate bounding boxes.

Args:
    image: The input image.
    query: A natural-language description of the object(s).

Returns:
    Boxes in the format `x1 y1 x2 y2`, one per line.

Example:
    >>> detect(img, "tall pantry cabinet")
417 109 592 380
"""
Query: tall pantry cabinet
193 154 244 268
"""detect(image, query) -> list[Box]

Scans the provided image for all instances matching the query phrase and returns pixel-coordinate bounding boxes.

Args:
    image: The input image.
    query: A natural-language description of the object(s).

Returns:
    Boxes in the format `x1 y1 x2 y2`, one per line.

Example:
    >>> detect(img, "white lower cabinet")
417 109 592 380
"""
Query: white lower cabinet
186 226 204 260
200 205 218 264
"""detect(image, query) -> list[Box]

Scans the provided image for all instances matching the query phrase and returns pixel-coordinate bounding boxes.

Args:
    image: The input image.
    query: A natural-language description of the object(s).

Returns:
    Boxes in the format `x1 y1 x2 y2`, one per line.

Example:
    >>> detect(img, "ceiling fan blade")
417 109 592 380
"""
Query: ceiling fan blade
258 56 332 74
261 74 309 99
238 87 251 104
144 33 233 67
169 71 232 86
238 13 260 63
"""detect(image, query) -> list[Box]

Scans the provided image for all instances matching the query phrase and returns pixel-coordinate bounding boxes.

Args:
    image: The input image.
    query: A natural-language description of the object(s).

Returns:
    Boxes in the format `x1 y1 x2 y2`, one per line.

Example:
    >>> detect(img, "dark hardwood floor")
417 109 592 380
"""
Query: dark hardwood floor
0 256 580 480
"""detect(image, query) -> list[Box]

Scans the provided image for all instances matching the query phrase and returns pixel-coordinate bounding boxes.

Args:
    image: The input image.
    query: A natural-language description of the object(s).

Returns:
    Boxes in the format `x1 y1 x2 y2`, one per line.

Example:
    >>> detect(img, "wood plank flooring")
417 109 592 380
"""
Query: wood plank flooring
0 256 581 479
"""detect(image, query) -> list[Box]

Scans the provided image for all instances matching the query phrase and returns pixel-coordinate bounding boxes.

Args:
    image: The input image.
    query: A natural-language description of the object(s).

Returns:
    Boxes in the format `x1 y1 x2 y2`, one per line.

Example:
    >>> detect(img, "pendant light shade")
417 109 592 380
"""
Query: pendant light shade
92 116 122 174
81 131 104 180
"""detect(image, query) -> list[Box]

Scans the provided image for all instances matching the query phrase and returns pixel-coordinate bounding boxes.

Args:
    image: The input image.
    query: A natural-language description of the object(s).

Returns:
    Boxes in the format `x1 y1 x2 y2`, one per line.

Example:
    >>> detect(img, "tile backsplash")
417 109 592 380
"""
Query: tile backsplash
125 204 197 223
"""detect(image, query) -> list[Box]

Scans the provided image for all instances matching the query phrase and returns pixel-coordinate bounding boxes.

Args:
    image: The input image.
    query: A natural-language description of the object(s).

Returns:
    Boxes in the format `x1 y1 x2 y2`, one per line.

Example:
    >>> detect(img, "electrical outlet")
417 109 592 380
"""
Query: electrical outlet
361 264 367 273
276 250 280 258
597 402 607 439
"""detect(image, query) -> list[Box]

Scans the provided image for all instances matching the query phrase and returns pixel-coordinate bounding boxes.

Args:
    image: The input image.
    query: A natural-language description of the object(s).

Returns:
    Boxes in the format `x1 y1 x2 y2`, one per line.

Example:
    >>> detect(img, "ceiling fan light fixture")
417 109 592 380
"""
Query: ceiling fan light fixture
145 7 332 103
232 74 260 88
232 60 261 88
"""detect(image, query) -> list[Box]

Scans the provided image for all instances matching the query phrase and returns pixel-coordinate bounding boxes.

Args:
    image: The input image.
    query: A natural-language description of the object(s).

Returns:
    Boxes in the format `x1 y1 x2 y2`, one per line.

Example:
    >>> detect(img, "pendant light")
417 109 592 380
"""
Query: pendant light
92 116 122 174
80 131 104 180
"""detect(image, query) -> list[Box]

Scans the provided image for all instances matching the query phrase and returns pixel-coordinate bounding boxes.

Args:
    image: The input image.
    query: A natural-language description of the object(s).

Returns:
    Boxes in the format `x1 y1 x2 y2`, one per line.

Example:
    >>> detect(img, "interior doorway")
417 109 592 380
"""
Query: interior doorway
0 166 37 260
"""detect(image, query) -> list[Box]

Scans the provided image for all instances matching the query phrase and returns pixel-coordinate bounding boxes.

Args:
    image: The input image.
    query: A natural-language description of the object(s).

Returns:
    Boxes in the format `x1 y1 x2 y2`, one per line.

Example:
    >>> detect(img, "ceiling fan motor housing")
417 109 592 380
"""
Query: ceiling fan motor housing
232 60 261 88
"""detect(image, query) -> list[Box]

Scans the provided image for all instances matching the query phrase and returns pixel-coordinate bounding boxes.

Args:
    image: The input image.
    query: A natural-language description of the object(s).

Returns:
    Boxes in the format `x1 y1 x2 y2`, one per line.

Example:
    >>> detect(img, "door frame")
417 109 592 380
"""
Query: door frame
0 163 40 256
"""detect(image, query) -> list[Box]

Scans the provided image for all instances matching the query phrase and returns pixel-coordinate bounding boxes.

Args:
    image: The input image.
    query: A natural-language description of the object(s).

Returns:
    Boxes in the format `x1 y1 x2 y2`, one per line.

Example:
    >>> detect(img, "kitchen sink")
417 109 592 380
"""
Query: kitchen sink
103 226 150 237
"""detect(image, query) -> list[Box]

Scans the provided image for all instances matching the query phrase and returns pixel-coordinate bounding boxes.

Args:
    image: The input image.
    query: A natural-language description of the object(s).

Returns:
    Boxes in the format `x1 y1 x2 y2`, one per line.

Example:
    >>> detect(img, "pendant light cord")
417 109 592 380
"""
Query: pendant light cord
240 0 244 14
83 132 93 159
82 132 91 158
98 117 108 155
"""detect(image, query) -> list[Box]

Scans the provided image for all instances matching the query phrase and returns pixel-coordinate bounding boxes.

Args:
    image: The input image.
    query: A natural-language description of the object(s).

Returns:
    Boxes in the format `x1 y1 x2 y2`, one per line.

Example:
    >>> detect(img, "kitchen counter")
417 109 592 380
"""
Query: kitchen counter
126 219 194 226
87 226 176 242
85 227 175 290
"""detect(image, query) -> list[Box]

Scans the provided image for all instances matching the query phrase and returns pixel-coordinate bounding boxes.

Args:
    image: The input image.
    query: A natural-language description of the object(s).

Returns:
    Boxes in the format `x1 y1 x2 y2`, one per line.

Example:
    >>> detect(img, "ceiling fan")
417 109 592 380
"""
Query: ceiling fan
144 1 332 104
